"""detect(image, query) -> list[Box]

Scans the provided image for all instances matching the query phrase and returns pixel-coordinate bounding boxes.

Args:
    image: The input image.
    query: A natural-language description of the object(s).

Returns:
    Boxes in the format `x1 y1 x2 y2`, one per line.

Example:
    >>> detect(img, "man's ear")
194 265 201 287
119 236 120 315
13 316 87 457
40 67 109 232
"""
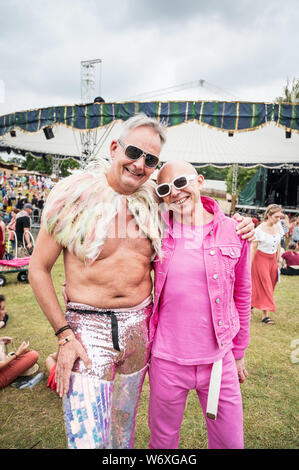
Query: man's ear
110 140 118 159
198 174 204 187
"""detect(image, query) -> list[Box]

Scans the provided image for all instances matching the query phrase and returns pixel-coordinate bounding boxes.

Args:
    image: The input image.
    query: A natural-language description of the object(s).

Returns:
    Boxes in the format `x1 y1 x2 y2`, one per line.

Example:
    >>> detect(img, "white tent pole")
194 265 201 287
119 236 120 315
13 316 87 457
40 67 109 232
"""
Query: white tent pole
231 163 238 214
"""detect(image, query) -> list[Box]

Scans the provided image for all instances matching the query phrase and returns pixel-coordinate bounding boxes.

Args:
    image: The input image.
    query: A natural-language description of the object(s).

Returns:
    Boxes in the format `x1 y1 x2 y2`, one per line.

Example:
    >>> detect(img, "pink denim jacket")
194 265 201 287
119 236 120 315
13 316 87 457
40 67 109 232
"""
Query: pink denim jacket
150 196 251 360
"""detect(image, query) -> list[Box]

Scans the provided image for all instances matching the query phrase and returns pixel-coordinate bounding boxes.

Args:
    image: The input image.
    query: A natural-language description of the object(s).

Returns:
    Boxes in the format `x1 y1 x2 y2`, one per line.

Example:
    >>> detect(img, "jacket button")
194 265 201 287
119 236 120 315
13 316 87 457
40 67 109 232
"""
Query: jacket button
218 321 222 326
209 230 213 235
215 298 220 303
210 250 215 255
213 274 218 279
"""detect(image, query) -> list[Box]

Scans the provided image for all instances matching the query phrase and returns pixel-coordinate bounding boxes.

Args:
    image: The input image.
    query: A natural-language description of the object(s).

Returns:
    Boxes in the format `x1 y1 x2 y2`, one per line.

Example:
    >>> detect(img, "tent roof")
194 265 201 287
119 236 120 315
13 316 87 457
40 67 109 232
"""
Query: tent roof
0 100 298 167
1 120 298 168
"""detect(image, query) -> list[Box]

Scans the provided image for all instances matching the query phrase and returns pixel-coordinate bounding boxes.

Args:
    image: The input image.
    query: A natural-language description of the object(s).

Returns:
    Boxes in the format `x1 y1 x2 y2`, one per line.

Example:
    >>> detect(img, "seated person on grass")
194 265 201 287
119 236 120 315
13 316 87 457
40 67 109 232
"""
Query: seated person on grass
0 294 8 329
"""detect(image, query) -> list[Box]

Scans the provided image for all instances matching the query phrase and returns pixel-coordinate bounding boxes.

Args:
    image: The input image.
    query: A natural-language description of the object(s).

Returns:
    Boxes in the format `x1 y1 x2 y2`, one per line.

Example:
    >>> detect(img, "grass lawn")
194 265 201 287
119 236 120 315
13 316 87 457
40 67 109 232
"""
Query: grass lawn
0 254 298 449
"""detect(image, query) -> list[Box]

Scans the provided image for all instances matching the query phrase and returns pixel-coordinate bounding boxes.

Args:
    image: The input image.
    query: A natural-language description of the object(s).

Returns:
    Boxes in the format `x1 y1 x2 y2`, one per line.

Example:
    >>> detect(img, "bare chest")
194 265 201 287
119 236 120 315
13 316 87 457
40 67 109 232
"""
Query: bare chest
97 206 153 260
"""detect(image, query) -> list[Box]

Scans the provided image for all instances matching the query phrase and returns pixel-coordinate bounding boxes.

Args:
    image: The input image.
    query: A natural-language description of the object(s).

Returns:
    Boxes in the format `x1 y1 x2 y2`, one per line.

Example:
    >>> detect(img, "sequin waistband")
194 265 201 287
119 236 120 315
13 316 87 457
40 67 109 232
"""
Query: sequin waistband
66 295 153 352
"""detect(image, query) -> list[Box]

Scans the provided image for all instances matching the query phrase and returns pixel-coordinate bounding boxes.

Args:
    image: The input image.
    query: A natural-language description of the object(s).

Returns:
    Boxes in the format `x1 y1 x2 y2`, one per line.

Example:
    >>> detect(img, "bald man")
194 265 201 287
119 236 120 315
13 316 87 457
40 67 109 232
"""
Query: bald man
148 161 252 449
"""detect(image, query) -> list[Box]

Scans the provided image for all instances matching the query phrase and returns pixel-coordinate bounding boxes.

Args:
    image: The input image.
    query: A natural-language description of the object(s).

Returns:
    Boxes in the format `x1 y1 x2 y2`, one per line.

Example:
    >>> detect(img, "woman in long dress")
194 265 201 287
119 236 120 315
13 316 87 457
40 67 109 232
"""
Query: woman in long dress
251 204 284 325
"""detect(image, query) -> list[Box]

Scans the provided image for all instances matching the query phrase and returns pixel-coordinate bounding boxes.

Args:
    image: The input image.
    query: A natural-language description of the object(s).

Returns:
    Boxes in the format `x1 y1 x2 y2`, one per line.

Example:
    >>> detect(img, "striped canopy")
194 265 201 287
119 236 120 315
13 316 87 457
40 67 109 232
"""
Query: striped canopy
0 101 298 136
0 101 298 168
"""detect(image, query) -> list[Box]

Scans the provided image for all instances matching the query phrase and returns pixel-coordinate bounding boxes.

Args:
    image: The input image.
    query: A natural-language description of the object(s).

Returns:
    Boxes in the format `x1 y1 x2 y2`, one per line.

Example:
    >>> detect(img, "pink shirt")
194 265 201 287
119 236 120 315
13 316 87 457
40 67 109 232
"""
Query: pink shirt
151 219 232 365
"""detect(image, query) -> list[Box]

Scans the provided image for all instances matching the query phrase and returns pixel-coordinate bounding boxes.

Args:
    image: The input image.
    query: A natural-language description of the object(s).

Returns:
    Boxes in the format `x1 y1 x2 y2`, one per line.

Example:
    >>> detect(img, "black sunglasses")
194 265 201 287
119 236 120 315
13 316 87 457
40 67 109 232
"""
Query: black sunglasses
156 175 197 197
118 139 160 169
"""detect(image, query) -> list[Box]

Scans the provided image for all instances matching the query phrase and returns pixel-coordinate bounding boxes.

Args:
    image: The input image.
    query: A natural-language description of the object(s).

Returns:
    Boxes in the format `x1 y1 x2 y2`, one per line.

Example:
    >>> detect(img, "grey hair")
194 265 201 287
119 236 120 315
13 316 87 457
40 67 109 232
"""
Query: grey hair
119 113 167 146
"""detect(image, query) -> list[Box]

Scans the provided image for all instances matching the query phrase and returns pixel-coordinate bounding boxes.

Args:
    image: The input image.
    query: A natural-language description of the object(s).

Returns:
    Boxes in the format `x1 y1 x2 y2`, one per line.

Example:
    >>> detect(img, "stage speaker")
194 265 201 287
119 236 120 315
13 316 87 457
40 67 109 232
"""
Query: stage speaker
255 181 263 201
43 126 54 140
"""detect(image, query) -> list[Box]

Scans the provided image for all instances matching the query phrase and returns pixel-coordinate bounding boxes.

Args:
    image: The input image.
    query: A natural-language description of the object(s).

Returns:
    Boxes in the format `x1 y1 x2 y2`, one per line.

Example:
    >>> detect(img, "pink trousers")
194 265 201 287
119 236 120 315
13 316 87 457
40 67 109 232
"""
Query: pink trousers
148 350 244 449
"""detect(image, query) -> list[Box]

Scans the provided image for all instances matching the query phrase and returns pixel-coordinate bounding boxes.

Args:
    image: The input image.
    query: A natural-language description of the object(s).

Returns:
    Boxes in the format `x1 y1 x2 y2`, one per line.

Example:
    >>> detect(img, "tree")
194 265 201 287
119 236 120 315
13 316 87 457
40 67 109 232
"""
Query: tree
59 159 80 177
276 78 299 103
24 153 52 174
196 165 229 180
4 156 26 168
225 166 258 196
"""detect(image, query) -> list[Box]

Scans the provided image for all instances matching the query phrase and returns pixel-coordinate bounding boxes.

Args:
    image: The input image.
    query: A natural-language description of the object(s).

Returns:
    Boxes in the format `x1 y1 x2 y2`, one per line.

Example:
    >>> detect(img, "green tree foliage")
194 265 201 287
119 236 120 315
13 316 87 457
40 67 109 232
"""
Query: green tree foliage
276 77 299 103
225 166 258 195
59 159 80 177
196 165 229 180
23 154 80 177
24 153 52 174
3 156 26 167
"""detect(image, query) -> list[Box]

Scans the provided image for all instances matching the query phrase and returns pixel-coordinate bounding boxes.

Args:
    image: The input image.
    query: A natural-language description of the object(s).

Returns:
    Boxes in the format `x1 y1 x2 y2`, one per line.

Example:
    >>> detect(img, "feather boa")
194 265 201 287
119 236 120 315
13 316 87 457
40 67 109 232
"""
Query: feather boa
42 159 163 264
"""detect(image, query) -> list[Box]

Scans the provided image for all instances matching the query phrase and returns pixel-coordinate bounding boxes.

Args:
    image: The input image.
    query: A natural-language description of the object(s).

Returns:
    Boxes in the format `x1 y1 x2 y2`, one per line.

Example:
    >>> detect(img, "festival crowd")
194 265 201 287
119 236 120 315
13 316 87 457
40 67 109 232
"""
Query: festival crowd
0 170 53 258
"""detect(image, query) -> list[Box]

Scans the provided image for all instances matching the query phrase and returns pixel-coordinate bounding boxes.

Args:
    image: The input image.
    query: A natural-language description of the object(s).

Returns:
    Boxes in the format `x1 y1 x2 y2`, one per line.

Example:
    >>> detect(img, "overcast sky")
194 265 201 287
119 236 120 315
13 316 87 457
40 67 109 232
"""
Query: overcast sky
0 0 298 116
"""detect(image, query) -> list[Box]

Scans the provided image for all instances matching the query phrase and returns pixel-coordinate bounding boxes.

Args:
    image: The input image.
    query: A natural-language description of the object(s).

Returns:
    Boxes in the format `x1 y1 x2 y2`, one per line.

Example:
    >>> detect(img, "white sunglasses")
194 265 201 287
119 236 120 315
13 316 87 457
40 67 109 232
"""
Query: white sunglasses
156 174 197 197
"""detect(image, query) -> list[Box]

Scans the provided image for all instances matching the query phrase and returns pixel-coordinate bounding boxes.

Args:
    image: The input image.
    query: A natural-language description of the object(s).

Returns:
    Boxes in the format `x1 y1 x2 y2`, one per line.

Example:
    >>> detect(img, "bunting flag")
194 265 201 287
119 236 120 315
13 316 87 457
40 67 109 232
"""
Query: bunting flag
0 101 298 138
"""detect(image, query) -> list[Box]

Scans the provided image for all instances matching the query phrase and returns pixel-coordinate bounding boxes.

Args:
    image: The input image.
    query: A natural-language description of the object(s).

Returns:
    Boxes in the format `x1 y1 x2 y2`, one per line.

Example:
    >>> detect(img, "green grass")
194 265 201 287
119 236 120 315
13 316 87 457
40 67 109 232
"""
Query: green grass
0 254 298 449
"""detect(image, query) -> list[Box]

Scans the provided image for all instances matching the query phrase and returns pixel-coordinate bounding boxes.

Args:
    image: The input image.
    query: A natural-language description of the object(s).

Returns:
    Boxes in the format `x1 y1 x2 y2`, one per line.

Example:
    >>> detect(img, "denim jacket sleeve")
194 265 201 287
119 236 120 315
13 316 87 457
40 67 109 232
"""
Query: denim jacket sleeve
232 238 252 359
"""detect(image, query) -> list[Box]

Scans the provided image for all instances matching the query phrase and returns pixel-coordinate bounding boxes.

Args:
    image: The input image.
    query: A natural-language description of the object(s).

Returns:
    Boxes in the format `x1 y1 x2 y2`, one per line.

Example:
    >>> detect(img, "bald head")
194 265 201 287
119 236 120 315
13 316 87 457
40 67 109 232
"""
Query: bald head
157 161 197 184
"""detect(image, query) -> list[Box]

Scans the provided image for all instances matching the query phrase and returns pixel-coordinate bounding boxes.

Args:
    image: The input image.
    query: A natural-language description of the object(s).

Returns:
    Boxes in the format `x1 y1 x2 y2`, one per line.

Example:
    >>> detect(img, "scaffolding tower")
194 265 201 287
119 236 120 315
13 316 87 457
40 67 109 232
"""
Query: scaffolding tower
80 59 102 168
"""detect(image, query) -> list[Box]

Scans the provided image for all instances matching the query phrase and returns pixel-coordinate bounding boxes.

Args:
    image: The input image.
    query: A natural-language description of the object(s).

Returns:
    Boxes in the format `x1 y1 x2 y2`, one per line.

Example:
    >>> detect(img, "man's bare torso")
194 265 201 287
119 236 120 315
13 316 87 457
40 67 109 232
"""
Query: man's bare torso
64 202 154 309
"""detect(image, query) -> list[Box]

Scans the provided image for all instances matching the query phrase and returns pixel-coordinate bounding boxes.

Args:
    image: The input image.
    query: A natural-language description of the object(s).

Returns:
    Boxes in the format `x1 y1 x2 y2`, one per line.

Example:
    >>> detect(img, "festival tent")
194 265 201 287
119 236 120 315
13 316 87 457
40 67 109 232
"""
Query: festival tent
0 101 298 169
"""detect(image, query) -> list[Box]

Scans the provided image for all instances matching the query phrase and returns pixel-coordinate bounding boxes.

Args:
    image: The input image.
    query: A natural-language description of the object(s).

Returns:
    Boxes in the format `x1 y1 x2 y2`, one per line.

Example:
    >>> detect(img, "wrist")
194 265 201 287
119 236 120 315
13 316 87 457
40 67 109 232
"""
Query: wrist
8 352 18 358
57 334 73 346
55 324 73 338
56 329 75 342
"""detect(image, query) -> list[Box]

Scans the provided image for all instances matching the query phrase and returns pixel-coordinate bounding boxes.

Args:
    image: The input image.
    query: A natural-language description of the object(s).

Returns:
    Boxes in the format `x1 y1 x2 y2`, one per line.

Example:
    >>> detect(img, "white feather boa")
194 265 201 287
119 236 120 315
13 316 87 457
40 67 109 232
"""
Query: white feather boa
42 159 163 264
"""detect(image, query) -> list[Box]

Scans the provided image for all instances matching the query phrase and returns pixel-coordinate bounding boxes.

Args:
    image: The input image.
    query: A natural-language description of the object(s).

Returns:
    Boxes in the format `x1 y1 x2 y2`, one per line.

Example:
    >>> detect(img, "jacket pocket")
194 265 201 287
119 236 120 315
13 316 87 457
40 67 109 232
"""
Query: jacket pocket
219 246 241 278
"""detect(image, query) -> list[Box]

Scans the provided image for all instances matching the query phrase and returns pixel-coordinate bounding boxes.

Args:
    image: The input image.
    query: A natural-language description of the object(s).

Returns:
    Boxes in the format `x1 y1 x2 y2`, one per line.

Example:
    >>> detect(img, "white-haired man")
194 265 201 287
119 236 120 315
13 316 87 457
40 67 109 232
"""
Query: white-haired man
29 114 167 449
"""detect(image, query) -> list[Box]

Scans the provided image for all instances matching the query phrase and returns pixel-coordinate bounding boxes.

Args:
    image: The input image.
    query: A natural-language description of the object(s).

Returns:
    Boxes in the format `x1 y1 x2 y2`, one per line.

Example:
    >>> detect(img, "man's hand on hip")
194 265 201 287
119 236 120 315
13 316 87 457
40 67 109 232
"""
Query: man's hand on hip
55 335 92 397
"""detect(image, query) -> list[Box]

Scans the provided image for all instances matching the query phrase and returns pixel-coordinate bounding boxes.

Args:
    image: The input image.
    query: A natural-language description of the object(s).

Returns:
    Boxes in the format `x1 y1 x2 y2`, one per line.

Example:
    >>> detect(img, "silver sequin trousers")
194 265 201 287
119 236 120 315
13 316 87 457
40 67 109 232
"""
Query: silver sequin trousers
62 296 153 449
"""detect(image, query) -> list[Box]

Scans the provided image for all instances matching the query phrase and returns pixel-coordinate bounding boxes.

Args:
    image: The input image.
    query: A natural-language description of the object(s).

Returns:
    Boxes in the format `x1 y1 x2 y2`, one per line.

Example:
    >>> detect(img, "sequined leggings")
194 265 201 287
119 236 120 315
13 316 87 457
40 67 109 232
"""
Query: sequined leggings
62 296 153 449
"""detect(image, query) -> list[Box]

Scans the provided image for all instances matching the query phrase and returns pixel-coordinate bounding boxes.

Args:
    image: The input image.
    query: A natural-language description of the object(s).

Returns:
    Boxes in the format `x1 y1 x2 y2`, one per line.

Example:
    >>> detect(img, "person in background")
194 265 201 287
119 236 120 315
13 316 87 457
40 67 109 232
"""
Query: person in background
31 193 38 207
292 216 299 244
15 203 33 256
251 204 284 325
0 295 9 329
10 188 16 205
281 241 299 276
37 196 44 211
0 336 39 389
252 213 259 227
5 198 13 216
45 351 58 392
7 208 18 255
0 216 6 260
288 216 295 240
279 213 289 250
